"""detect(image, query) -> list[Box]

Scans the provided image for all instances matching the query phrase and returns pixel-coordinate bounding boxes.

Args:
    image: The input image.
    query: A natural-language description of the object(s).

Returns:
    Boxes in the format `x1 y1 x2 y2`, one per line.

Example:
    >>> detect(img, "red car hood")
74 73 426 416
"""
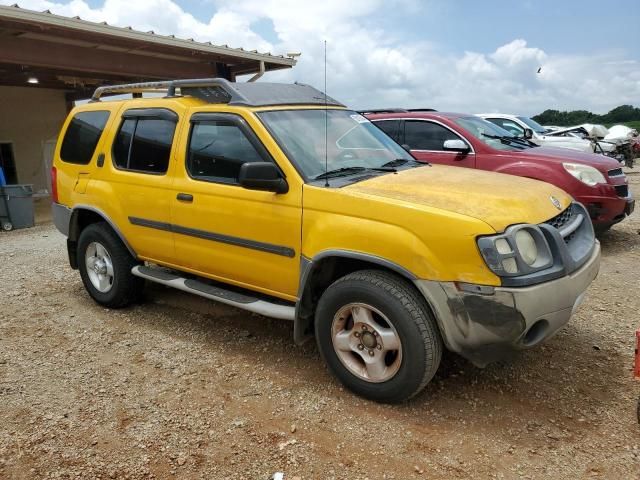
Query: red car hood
512 146 621 172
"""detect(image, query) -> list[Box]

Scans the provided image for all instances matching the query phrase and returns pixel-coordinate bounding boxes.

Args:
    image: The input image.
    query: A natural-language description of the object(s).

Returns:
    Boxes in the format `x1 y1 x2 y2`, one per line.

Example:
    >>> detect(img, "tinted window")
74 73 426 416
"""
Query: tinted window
374 120 401 142
486 118 524 136
112 116 176 174
404 120 461 151
187 120 264 184
60 111 110 164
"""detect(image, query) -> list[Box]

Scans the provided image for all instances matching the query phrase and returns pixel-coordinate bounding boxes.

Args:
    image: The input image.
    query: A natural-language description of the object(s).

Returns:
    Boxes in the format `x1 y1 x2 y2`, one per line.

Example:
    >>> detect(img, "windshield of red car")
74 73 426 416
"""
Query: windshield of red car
455 117 530 151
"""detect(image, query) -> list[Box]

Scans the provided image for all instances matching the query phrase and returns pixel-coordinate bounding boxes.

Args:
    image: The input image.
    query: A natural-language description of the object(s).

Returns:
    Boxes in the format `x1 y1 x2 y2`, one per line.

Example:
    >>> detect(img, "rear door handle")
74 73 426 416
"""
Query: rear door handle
177 193 193 202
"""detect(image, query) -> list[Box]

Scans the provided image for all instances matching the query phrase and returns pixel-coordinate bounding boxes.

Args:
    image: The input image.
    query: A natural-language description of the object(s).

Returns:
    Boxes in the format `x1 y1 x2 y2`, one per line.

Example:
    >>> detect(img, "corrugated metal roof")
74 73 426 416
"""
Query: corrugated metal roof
0 3 296 67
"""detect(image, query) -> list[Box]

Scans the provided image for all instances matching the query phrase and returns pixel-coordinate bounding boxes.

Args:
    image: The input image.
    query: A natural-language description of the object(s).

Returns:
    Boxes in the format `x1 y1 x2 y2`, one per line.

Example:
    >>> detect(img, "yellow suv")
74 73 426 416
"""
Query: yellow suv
52 79 600 402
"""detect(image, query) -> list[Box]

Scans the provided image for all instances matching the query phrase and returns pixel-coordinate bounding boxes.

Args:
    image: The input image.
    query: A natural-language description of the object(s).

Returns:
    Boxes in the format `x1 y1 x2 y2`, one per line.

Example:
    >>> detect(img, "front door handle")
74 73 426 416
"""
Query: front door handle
177 193 193 202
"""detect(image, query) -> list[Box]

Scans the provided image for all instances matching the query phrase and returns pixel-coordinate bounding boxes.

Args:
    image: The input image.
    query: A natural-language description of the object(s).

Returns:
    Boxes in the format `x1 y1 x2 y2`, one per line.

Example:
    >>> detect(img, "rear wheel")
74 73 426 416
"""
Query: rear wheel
315 270 442 403
77 222 143 308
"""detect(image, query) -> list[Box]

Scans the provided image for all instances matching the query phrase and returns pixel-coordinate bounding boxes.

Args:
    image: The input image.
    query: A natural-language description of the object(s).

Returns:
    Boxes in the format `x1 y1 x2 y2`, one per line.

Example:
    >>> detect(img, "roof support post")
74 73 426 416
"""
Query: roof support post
247 61 265 82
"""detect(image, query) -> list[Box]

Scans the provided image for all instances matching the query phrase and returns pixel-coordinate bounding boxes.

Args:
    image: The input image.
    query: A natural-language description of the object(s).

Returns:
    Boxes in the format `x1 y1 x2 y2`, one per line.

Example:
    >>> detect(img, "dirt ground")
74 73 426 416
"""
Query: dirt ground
1 174 639 480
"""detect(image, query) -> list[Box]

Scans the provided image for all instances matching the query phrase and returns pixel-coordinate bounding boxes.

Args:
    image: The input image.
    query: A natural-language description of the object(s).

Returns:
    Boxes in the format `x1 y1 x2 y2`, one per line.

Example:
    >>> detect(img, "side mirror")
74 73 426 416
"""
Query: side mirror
443 139 470 153
523 128 534 139
238 162 288 194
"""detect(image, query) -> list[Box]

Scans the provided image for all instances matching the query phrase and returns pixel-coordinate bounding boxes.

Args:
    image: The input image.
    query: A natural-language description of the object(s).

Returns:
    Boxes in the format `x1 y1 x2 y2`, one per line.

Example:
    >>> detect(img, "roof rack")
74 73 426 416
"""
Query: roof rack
90 78 249 103
357 108 408 114
90 78 345 108
358 108 439 115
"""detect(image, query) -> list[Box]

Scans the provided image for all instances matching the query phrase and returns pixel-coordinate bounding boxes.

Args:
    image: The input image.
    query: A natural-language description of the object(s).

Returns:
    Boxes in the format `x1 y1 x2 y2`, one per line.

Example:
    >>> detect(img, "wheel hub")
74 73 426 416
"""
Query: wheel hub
331 302 403 383
85 241 114 293
361 331 377 349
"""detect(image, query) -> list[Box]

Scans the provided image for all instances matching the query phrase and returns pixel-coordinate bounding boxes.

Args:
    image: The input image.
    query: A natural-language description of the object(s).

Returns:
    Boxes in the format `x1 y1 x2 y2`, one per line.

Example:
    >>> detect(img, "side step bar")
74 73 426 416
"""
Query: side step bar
131 266 295 321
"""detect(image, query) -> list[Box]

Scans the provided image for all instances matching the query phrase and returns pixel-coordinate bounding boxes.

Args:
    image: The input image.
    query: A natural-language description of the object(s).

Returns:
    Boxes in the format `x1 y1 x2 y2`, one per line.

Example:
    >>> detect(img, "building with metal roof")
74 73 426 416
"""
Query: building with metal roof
0 4 297 196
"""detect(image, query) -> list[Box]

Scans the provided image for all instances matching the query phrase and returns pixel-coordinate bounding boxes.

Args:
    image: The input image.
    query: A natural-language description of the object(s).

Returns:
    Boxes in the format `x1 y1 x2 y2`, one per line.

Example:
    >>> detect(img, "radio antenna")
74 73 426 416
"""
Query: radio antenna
324 40 329 188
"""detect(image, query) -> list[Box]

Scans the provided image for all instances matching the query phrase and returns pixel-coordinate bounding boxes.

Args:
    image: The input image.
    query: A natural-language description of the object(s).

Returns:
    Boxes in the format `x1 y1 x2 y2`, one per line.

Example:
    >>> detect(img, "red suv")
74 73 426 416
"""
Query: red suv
365 110 634 231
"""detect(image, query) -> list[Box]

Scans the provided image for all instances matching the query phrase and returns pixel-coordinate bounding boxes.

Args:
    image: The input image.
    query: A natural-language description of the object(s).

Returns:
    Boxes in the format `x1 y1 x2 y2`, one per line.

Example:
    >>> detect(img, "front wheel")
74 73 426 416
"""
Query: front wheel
315 270 442 403
77 222 143 308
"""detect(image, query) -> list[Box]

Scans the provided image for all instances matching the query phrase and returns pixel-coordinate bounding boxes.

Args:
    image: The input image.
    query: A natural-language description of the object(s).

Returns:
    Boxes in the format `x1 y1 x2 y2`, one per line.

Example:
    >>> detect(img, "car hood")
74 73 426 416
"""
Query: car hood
534 135 592 152
513 146 621 172
343 165 572 232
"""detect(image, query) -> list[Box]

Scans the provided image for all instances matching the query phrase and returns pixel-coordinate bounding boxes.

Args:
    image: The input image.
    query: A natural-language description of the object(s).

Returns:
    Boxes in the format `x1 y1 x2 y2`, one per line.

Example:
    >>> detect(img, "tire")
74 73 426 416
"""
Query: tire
314 269 442 403
77 222 143 308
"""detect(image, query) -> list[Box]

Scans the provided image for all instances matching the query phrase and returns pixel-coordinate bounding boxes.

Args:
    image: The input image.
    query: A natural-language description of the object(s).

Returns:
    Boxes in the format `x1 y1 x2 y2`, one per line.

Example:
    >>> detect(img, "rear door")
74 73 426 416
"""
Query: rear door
93 104 184 265
403 119 475 167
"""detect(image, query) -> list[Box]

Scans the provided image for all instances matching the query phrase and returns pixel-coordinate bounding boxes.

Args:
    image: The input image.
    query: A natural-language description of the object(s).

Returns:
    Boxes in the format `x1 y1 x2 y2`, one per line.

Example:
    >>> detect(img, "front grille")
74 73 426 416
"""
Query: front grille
545 206 573 230
615 184 629 198
608 167 624 177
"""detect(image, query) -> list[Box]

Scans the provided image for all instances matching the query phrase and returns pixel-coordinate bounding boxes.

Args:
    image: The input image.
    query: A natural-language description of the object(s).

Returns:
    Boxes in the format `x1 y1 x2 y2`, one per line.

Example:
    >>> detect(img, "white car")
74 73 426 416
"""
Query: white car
476 113 595 153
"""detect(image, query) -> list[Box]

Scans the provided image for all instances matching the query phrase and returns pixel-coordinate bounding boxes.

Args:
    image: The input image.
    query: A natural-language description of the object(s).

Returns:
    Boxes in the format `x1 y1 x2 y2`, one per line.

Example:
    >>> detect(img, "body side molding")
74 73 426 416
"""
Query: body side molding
128 216 296 258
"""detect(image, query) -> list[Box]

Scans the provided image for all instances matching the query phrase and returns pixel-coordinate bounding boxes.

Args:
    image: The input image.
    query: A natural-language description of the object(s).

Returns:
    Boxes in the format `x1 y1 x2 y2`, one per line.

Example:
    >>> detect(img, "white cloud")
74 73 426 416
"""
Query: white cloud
4 0 639 114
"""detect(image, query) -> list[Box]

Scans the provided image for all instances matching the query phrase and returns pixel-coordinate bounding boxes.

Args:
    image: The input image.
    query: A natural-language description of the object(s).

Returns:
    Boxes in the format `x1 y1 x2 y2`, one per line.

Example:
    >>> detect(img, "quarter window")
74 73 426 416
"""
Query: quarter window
112 112 176 174
404 120 462 151
60 111 110 165
187 120 265 184
374 120 401 142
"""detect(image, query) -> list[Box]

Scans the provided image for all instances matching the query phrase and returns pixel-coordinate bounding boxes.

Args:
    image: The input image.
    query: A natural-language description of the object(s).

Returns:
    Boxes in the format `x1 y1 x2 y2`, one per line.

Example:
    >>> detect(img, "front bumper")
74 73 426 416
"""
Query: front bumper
415 242 600 367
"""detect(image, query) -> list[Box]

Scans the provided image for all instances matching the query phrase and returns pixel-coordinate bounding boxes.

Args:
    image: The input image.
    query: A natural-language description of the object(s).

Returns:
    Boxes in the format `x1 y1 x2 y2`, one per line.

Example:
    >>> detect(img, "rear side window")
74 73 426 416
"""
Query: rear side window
112 112 176 174
187 120 265 184
60 111 110 164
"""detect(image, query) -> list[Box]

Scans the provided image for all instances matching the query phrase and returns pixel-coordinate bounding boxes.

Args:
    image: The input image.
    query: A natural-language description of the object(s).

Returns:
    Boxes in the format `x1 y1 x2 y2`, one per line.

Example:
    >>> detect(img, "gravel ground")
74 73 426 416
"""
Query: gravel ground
1 174 639 480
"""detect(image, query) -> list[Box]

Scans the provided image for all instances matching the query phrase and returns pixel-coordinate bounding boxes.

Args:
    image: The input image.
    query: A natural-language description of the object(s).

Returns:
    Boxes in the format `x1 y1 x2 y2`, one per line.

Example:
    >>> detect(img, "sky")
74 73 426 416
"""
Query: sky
4 0 640 115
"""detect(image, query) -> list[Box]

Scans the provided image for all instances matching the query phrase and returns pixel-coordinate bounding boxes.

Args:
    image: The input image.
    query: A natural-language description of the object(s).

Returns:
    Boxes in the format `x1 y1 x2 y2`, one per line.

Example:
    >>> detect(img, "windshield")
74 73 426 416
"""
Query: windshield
258 109 414 180
517 116 547 134
455 116 530 151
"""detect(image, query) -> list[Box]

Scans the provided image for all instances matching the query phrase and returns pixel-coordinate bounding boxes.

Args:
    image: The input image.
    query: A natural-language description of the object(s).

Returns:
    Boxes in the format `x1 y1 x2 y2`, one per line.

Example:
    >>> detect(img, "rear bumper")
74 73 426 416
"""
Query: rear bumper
52 202 71 236
415 242 600 367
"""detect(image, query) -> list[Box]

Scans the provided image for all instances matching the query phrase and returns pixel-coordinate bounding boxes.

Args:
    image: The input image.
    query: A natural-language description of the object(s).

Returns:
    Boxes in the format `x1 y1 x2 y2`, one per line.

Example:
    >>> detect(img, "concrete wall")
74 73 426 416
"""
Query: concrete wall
0 86 68 194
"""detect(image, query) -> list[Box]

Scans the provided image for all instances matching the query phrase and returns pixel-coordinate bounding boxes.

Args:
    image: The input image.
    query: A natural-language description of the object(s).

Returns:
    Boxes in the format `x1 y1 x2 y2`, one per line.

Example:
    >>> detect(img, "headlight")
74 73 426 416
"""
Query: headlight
563 162 606 186
477 225 552 277
514 230 537 265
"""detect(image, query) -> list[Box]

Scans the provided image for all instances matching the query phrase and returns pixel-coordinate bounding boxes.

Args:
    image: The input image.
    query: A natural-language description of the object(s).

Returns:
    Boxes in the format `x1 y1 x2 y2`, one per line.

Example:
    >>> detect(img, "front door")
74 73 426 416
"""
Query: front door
170 111 302 301
404 120 475 167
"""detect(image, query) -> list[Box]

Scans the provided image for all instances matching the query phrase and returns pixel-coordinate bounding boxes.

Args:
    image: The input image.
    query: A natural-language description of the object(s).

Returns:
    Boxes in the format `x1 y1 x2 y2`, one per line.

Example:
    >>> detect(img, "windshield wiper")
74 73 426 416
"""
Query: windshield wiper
313 166 396 180
481 133 530 147
380 158 418 168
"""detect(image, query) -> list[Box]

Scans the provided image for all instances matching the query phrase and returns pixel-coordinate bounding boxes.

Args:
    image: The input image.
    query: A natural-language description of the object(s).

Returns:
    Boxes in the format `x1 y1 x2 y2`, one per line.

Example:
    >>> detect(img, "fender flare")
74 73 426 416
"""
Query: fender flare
293 250 418 344
69 205 137 258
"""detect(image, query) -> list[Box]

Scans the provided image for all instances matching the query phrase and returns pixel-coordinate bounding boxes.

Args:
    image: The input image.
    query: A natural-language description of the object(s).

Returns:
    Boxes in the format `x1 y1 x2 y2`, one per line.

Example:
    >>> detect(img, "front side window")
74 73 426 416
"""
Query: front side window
187 120 265 184
112 114 176 174
60 111 110 165
258 109 413 180
404 120 462 151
